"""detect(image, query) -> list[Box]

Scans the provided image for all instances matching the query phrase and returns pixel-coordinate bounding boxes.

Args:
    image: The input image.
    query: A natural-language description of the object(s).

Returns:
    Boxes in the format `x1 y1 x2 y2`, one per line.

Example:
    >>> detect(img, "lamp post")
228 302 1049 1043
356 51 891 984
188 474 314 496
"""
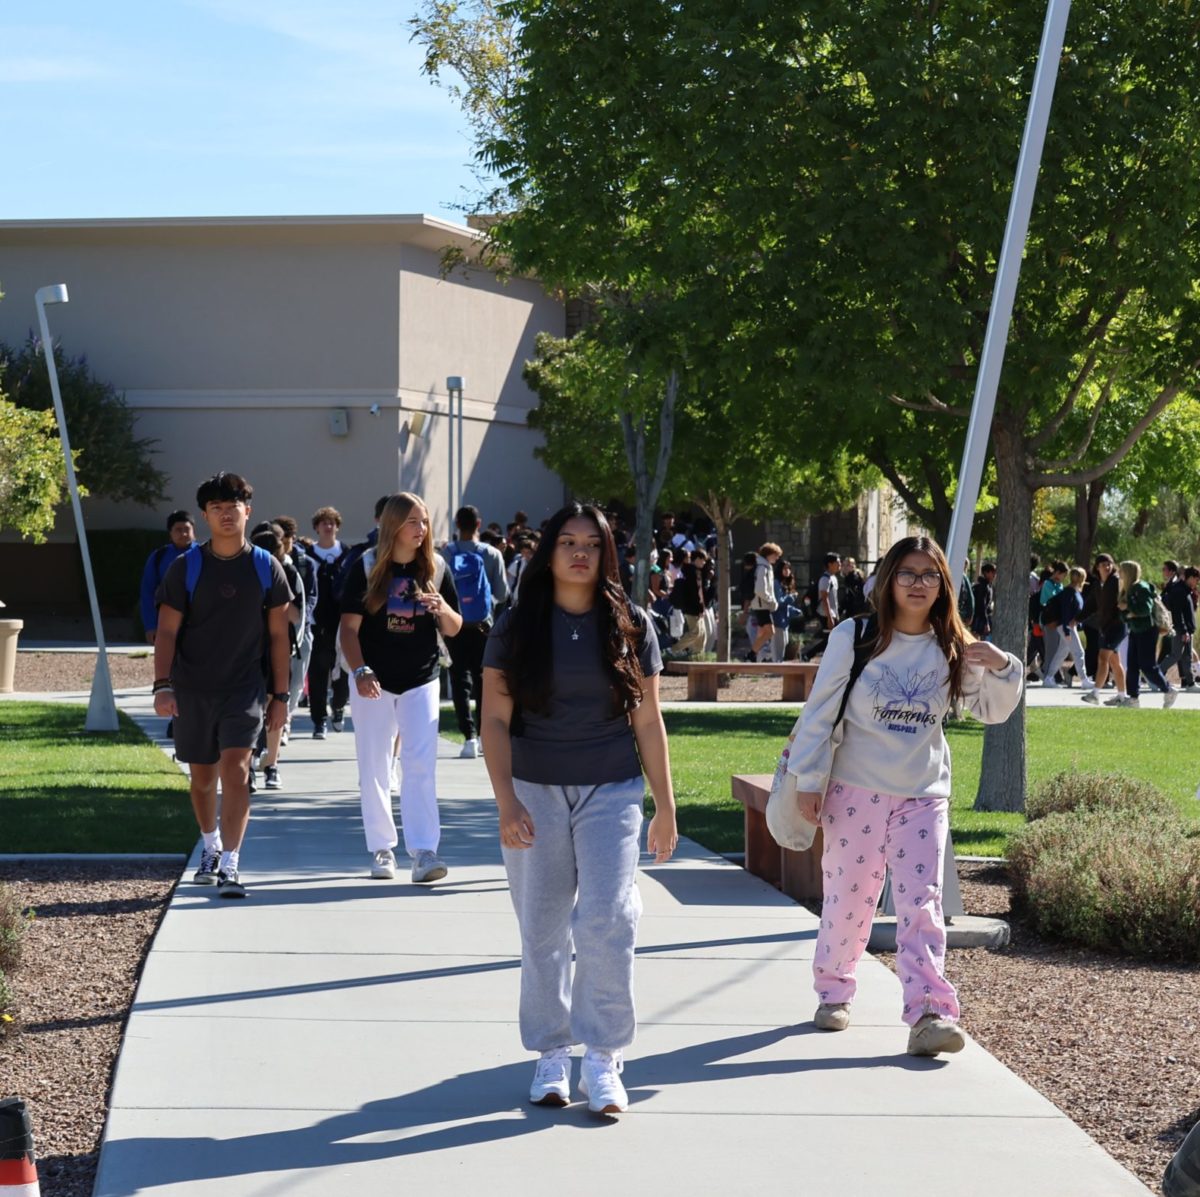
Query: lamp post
446 376 465 535
35 284 119 732
945 0 1071 583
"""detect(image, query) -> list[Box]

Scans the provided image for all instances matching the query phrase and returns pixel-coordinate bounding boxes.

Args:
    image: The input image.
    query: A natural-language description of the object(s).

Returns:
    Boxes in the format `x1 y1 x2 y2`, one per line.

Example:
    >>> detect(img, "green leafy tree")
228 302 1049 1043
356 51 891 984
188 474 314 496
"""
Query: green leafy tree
1 335 166 507
0 398 73 545
639 1 1200 810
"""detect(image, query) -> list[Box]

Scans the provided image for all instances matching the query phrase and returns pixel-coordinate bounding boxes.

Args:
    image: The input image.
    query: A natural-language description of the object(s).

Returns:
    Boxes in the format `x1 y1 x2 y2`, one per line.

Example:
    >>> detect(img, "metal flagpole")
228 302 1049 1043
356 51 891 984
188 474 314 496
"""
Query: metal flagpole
945 0 1072 585
35 284 119 732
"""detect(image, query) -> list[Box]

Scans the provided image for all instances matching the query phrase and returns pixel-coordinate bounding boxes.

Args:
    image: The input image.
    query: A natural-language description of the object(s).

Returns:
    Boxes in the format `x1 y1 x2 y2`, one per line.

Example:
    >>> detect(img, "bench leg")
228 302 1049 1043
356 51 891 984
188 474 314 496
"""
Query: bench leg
781 674 805 702
779 826 825 904
688 672 719 701
744 805 782 888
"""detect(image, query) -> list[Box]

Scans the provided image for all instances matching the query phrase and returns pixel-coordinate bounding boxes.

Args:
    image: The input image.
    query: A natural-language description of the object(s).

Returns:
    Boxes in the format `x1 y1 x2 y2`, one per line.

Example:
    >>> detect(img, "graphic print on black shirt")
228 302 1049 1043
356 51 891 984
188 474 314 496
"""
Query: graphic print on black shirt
386 574 422 634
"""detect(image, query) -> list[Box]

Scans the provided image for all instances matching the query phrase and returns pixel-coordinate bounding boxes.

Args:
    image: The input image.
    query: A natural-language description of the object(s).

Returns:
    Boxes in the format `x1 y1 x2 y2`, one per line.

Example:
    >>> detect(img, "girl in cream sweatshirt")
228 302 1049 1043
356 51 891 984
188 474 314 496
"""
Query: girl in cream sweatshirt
786 536 1022 1056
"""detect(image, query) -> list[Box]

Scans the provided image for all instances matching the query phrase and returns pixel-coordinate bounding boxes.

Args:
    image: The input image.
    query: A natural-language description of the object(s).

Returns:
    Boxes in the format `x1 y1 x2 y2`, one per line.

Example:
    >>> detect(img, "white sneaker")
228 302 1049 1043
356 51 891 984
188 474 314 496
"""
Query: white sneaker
1118 695 1140 707
1080 690 1100 705
459 738 481 759
389 760 400 794
529 1047 572 1107
1164 688 1179 709
579 1049 627 1114
412 849 448 883
371 849 396 880
1103 693 1127 707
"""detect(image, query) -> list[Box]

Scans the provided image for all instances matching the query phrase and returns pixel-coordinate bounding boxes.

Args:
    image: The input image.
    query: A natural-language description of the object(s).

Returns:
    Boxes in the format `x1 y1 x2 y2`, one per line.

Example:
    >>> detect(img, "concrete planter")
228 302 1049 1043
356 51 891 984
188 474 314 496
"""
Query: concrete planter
0 619 23 693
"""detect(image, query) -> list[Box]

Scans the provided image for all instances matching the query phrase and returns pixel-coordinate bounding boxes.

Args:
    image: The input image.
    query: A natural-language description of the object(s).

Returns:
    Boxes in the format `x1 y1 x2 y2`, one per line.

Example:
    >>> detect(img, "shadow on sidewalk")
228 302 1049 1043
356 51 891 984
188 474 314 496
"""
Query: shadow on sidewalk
100 1025 941 1188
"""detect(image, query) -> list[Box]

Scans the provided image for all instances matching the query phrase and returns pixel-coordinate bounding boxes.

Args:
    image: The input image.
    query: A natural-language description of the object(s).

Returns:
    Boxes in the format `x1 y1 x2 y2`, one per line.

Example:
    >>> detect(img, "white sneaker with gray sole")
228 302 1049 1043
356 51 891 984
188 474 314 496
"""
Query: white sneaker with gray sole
371 849 396 880
411 850 448 883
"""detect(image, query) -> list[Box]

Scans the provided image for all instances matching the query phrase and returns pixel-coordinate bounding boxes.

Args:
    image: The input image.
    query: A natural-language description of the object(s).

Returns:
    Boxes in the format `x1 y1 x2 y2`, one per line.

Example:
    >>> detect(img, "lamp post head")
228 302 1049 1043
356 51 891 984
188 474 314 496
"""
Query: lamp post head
35 284 69 306
446 375 464 393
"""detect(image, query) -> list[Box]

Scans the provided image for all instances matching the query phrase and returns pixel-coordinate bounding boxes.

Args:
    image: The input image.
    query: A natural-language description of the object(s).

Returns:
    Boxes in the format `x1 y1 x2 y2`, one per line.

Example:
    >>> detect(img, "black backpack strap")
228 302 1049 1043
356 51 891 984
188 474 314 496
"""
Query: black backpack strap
833 615 877 728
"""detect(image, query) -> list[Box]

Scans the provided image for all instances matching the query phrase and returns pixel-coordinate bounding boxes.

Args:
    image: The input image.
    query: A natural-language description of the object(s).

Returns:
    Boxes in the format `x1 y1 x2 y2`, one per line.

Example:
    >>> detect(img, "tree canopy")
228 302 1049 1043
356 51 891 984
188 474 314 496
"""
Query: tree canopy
1 335 166 507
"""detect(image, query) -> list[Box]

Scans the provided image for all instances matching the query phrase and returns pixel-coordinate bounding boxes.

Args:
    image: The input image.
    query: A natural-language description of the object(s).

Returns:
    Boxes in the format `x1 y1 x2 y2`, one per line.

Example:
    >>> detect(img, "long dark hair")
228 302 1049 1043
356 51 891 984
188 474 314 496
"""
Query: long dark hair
501 502 645 714
868 535 972 701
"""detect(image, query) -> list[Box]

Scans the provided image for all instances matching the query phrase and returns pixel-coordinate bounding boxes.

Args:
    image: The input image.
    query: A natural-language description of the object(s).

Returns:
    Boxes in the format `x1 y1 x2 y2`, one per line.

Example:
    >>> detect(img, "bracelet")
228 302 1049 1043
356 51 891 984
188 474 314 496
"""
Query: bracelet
353 665 375 679
152 681 174 694
153 677 171 688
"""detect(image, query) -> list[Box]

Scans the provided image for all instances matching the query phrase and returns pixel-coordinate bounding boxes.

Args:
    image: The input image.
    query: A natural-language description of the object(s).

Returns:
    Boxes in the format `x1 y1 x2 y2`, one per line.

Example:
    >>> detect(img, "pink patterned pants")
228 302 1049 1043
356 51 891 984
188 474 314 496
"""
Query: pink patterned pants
813 780 960 1026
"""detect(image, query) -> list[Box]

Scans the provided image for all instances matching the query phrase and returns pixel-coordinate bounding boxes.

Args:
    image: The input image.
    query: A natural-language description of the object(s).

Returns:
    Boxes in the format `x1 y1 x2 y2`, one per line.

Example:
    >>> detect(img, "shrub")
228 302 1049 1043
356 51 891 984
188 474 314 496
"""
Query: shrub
0 883 31 973
1025 770 1177 822
1008 809 1200 960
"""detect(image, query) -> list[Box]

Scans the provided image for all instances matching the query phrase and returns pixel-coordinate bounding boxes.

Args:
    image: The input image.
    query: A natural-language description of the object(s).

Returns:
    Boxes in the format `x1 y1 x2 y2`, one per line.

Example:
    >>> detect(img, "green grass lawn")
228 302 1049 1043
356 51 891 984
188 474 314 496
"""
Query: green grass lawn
0 703 194 853
663 706 1200 857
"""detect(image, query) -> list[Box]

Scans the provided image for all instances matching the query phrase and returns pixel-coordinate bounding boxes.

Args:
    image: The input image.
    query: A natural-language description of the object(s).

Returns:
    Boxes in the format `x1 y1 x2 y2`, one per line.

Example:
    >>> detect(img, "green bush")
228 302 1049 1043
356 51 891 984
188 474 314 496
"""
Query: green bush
87 528 170 623
0 883 31 973
1008 809 1200 960
1025 770 1178 822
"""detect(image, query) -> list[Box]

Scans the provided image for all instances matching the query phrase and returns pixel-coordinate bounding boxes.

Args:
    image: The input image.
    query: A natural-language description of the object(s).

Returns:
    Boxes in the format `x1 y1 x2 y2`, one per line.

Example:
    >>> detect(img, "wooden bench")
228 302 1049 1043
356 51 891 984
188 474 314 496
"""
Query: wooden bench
731 773 824 903
664 660 818 702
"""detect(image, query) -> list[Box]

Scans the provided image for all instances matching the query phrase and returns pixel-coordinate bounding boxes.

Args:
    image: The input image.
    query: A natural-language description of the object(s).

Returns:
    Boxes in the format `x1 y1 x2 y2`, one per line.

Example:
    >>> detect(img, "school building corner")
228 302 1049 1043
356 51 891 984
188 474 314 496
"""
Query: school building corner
0 213 569 617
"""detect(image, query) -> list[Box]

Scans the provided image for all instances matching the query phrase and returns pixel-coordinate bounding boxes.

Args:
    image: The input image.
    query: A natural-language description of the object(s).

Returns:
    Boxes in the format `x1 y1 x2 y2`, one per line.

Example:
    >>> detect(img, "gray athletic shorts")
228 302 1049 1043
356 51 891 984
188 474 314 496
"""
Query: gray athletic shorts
173 685 265 765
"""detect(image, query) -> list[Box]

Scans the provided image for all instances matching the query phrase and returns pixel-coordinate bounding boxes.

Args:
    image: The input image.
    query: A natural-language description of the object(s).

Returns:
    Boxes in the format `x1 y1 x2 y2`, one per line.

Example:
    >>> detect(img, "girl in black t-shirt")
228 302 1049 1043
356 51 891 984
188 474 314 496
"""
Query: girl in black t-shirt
339 493 462 884
481 502 677 1115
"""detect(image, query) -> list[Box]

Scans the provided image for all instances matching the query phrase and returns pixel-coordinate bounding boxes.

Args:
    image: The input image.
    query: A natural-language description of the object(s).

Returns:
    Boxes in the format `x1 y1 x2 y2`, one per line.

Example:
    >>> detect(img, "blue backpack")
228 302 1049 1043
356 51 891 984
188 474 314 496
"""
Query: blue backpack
446 541 493 625
183 543 275 604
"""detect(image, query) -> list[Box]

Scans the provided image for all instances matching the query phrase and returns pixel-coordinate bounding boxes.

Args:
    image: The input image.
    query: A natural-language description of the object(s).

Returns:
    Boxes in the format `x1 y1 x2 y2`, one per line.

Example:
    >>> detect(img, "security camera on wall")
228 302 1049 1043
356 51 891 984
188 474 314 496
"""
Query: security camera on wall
369 403 382 416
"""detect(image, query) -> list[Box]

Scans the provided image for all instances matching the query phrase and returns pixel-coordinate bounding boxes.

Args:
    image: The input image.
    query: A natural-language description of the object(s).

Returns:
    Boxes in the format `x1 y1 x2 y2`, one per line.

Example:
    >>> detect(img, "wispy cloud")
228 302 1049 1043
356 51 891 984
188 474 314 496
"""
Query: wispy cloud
0 54 111 83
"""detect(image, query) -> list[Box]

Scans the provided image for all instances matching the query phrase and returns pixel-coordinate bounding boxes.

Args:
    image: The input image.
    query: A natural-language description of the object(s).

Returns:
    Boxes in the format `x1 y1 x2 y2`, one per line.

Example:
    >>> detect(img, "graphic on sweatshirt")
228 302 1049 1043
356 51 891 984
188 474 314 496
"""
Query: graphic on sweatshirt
869 665 943 733
386 576 419 634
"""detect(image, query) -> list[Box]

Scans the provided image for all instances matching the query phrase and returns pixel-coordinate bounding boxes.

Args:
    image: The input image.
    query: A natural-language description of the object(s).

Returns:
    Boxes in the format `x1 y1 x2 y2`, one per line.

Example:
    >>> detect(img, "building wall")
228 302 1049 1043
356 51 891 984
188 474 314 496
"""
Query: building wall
0 219 566 549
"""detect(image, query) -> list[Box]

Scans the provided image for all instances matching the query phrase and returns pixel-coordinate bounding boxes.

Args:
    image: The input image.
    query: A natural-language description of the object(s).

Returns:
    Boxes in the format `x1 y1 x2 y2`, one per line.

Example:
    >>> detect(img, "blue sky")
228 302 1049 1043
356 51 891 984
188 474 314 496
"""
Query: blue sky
0 2 482 221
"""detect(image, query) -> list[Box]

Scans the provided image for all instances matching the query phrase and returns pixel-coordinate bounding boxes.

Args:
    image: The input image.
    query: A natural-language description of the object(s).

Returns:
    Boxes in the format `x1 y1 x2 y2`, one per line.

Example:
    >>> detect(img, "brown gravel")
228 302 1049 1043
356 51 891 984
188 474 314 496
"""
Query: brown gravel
876 862 1200 1193
12 652 156 695
0 862 178 1197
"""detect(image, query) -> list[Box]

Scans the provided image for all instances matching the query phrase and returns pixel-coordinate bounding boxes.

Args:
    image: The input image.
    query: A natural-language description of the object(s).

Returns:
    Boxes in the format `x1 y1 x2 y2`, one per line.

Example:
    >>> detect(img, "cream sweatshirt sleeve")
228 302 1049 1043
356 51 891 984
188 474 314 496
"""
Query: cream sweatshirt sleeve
785 619 857 793
961 651 1024 723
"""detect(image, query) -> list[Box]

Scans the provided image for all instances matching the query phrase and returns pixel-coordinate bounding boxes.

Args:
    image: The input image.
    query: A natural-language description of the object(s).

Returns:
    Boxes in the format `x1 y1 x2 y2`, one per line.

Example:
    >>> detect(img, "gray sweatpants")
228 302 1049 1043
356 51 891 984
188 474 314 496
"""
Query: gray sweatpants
502 776 645 1053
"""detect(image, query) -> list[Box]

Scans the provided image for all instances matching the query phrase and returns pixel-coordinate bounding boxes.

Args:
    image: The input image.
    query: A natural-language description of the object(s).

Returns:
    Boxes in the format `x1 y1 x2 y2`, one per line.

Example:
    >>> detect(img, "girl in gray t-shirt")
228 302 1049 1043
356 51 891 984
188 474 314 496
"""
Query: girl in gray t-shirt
481 502 677 1115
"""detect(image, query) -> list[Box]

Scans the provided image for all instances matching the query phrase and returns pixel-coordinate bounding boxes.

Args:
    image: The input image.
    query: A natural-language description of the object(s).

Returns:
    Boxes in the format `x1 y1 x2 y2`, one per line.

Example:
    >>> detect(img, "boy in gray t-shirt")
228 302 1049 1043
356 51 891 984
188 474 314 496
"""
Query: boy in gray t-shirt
153 472 293 899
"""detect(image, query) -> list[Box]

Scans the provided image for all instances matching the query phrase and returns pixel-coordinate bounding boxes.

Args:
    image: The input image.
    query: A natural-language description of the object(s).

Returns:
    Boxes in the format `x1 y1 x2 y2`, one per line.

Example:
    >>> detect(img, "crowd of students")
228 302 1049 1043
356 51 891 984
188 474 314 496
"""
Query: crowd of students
144 477 1026 1113
1012 554 1197 707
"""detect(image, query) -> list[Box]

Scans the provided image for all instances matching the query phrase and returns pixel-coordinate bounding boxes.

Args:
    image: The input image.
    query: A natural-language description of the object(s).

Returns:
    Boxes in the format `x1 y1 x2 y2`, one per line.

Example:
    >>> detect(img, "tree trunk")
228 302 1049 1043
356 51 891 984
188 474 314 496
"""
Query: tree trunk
698 492 738 662
974 418 1030 813
620 370 678 602
1073 479 1106 566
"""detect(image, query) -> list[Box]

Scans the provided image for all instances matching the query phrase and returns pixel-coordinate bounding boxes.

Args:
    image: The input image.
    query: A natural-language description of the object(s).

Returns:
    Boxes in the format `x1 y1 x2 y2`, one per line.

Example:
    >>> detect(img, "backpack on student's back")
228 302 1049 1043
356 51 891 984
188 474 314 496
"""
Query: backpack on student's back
182 543 275 605
446 541 493 625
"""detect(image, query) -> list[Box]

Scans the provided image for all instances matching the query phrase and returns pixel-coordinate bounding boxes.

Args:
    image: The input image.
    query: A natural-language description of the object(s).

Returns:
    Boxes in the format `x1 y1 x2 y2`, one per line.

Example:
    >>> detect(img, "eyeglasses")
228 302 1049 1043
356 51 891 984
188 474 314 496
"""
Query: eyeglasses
895 569 942 589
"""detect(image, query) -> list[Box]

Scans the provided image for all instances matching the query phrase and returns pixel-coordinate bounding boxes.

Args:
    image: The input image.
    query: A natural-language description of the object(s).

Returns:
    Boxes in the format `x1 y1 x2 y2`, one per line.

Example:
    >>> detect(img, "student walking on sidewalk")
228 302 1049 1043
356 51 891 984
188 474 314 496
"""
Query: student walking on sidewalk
338 493 463 884
1117 559 1177 708
152 472 293 899
786 536 1022 1056
481 502 677 1114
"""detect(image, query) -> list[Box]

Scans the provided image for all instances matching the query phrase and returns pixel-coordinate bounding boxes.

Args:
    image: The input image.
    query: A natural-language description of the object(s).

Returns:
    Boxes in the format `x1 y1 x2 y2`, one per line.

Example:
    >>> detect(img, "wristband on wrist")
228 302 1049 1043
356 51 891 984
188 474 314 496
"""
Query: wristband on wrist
152 680 174 694
353 665 375 679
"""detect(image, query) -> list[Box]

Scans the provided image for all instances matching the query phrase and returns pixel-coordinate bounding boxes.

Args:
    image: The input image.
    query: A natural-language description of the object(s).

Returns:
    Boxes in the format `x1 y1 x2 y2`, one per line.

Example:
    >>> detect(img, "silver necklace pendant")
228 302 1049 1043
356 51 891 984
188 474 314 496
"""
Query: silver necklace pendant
571 629 580 641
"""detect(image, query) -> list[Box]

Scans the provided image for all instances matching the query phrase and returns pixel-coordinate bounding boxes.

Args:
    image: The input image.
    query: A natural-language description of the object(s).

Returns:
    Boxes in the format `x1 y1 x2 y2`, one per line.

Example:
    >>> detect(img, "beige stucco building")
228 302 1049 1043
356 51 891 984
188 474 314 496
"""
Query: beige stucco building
0 215 567 547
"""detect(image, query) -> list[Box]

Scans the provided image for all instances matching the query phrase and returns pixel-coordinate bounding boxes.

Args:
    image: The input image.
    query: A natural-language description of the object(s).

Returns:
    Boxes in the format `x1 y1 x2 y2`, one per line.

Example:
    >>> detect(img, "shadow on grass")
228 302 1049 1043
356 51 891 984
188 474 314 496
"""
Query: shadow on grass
662 709 797 738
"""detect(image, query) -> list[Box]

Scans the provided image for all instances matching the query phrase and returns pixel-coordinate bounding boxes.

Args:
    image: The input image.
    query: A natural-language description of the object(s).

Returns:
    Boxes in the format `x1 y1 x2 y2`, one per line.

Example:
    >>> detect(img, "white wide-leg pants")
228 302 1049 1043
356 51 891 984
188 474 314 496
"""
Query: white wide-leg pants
349 678 440 856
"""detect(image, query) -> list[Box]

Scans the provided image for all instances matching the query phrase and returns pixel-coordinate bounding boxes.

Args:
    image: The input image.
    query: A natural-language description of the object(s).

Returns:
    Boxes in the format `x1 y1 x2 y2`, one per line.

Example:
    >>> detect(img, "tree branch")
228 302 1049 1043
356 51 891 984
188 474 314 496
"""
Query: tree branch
869 450 938 529
1027 358 1200 488
649 369 678 505
1031 364 1120 473
887 392 970 419
1027 346 1100 452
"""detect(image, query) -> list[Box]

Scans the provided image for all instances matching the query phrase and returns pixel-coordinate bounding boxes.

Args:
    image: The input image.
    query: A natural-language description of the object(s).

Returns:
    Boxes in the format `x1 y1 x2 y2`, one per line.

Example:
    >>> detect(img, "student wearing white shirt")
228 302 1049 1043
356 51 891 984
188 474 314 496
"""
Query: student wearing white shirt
786 536 1022 1056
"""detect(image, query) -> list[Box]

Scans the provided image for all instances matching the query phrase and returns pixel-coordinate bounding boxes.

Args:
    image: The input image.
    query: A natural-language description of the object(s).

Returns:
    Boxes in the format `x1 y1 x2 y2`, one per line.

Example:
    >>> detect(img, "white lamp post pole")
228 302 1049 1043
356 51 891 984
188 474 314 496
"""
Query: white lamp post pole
35 284 119 732
945 0 1072 585
446 376 465 535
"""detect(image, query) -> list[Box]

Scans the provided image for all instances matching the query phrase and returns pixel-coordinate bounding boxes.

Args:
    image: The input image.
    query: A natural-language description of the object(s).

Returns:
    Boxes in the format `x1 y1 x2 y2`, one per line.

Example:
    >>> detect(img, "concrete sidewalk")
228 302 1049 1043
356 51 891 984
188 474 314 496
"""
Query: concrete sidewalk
91 693 1153 1197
